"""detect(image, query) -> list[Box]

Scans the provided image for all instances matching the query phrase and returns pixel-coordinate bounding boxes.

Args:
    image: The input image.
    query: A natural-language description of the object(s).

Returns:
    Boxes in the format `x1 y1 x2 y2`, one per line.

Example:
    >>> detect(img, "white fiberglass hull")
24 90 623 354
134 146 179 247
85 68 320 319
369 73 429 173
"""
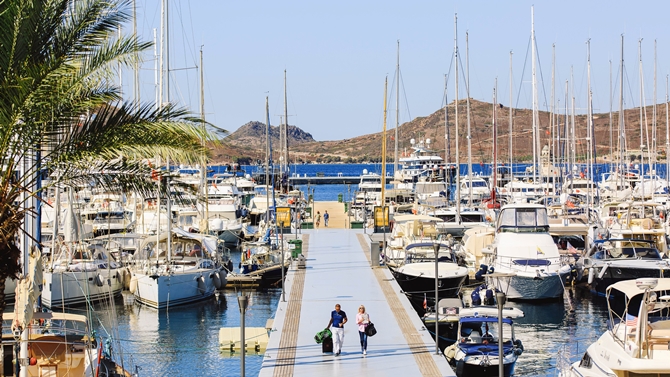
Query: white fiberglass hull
132 267 220 309
42 268 125 307
499 270 569 300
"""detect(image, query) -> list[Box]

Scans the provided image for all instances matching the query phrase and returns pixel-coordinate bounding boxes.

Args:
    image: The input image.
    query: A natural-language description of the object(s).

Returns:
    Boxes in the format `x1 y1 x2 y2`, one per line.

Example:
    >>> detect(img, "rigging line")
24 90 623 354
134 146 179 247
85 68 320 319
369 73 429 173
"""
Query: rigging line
533 37 551 114
440 52 456 108
515 36 532 110
399 68 412 129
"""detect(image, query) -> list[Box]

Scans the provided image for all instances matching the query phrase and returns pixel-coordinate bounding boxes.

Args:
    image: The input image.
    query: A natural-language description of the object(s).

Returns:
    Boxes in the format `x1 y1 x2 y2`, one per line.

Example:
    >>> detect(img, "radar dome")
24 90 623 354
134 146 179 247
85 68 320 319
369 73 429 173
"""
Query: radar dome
426 138 431 144
410 139 416 145
363 169 368 175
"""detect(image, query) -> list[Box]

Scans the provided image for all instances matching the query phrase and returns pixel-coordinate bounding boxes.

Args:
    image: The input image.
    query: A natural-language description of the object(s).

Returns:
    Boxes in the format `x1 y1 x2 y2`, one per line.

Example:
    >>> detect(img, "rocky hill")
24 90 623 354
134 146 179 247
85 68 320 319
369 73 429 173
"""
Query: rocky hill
209 100 669 164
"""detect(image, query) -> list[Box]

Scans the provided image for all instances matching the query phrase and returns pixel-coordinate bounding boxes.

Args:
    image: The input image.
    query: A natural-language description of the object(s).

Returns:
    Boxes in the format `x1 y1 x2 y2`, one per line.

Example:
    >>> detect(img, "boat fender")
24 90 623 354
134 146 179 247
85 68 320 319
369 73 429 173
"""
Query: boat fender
129 275 138 294
211 271 223 290
587 267 595 285
94 273 104 287
470 289 482 306
197 275 206 295
514 339 524 355
484 289 495 305
444 343 458 361
597 264 609 280
122 269 131 290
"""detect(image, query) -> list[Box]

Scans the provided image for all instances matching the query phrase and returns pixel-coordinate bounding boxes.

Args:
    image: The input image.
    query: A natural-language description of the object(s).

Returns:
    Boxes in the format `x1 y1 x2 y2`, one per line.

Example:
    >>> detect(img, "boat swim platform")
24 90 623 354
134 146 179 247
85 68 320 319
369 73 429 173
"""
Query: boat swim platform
259 229 455 377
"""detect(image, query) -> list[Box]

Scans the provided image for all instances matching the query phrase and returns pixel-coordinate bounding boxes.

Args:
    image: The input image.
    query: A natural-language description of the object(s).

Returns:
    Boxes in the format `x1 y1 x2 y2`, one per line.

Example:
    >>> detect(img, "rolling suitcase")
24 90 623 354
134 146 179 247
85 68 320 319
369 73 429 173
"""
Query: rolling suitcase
322 336 333 353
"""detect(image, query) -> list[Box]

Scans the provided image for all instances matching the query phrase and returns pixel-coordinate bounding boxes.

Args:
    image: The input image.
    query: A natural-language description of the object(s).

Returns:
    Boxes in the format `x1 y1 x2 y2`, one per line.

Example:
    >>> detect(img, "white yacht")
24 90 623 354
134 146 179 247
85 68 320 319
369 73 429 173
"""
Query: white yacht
562 278 670 377
484 203 571 300
129 228 226 309
459 175 490 204
394 138 446 183
42 242 126 307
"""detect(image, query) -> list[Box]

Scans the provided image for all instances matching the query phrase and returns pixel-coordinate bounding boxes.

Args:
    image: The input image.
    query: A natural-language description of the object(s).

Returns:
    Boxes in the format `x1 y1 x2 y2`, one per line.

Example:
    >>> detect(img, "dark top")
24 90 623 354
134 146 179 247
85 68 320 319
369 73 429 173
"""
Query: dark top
331 310 347 328
324 212 329 219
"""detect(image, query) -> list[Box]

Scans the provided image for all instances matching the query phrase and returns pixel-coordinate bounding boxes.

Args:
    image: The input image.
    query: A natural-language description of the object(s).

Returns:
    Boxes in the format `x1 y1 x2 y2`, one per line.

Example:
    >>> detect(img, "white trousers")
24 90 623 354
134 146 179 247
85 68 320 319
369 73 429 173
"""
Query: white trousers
332 327 344 353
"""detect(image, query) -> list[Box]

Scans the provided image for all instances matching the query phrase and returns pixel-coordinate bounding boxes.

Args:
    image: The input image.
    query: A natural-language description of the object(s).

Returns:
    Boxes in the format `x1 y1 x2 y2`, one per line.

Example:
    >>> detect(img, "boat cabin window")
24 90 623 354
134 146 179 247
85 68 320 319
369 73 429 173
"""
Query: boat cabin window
461 214 485 223
595 240 662 260
497 207 549 232
578 352 592 369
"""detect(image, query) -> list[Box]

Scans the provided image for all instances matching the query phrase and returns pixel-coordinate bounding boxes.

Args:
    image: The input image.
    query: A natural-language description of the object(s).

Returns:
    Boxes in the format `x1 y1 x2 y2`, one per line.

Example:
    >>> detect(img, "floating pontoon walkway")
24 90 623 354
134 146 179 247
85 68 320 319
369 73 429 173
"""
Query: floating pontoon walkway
259 228 455 377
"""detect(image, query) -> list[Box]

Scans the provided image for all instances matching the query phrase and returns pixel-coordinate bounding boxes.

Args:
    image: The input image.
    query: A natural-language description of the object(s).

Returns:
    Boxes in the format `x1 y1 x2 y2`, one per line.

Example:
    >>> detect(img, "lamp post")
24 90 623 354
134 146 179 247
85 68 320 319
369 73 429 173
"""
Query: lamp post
277 207 291 303
432 239 441 355
496 291 506 377
238 294 249 377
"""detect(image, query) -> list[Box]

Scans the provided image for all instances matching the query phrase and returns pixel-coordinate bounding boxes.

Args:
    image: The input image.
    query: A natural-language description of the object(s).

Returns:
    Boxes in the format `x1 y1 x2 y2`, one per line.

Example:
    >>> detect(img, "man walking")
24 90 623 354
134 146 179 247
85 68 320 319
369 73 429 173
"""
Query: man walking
324 210 330 227
327 304 347 356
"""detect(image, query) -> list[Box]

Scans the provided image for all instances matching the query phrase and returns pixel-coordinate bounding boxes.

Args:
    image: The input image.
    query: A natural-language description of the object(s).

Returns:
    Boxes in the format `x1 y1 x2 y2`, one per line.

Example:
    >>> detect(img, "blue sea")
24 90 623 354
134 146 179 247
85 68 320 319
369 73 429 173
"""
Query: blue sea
73 163 657 376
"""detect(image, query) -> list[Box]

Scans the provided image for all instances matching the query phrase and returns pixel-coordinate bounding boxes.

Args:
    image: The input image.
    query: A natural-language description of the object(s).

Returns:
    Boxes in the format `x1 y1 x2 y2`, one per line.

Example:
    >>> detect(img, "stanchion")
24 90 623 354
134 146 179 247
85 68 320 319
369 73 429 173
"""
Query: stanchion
238 295 249 377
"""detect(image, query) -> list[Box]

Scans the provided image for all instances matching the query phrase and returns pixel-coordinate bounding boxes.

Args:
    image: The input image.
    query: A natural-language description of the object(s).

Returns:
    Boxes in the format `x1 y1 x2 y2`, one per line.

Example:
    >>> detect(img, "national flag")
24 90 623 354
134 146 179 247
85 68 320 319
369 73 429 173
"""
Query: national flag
567 242 578 254
626 314 638 327
423 293 427 310
536 246 545 255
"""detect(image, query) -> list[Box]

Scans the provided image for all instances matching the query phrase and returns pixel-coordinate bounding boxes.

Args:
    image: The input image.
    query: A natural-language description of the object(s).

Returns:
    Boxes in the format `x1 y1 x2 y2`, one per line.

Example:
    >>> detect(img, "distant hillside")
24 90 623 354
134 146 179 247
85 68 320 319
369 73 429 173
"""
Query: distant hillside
209 100 670 164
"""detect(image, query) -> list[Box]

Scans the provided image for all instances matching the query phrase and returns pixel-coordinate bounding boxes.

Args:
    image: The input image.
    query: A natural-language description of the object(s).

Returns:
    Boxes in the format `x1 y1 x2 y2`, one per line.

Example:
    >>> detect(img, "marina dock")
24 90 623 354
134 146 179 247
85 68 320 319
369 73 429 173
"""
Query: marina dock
288 175 393 185
259 228 455 377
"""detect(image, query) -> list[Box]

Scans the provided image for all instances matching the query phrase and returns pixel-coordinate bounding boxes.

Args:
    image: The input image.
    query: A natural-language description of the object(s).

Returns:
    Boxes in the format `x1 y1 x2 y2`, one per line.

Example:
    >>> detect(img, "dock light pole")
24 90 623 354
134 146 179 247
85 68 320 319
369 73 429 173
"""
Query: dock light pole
432 239 441 355
238 294 249 377
277 207 291 302
496 291 506 377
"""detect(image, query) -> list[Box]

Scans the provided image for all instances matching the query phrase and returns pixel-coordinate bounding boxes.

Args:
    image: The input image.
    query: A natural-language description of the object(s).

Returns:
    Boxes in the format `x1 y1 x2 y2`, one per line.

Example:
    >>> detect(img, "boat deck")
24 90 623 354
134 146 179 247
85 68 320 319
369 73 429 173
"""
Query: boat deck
259 228 455 377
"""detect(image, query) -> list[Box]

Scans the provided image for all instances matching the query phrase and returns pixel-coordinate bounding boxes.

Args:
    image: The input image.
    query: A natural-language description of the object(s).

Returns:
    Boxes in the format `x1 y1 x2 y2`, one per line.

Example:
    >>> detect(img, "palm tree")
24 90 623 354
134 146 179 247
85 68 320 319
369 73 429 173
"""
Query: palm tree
0 0 220 322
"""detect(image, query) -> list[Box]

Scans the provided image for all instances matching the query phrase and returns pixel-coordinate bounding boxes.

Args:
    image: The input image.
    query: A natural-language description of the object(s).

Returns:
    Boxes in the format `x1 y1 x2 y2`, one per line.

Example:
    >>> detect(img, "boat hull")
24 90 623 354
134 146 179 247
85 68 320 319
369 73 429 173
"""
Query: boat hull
132 268 218 309
589 263 670 297
42 268 124 307
503 271 569 300
455 359 515 377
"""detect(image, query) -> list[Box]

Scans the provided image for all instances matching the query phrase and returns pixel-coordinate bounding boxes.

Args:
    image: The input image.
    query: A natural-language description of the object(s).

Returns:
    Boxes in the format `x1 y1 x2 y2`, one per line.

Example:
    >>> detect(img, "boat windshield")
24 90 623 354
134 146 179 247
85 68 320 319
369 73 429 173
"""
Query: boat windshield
497 207 549 232
594 240 663 260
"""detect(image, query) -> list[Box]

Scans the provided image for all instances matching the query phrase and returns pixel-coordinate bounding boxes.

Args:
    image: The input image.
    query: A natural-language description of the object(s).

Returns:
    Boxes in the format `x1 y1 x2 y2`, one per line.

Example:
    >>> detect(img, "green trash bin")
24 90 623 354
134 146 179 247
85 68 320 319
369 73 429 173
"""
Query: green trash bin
344 202 348 212
338 193 343 203
288 239 303 258
305 207 312 217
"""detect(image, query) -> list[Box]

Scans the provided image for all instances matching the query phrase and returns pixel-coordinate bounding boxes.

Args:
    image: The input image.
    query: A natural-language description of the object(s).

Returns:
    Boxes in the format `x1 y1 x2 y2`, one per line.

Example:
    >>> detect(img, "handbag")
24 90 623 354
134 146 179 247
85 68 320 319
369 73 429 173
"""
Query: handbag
314 328 332 344
365 322 377 337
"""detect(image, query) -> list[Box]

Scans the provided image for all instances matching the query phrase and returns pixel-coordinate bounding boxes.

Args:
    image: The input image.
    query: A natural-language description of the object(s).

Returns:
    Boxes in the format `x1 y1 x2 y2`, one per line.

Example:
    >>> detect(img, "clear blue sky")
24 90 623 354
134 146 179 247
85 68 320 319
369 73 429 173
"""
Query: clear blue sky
125 1 670 142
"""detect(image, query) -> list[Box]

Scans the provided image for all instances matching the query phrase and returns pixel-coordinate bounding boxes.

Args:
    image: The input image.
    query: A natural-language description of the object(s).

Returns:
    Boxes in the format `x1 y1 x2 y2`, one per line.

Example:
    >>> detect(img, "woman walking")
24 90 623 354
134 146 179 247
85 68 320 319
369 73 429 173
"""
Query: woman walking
356 305 370 355
315 211 321 228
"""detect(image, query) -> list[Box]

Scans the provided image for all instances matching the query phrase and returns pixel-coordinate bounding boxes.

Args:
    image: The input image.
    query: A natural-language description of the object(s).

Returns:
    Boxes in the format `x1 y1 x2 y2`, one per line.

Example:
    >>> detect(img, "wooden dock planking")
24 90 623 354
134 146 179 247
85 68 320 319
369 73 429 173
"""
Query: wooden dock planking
357 234 444 377
273 234 309 377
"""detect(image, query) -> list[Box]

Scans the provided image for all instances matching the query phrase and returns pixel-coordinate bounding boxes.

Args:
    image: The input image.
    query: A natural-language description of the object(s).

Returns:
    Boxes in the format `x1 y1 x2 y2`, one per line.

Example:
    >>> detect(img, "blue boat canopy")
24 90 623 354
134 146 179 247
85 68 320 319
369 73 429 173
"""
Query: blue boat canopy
461 317 514 325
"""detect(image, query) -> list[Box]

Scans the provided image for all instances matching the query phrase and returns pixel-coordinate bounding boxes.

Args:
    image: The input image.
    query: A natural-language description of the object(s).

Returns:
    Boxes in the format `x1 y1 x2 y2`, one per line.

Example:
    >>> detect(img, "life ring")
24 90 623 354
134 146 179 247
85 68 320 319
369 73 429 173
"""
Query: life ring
411 209 417 215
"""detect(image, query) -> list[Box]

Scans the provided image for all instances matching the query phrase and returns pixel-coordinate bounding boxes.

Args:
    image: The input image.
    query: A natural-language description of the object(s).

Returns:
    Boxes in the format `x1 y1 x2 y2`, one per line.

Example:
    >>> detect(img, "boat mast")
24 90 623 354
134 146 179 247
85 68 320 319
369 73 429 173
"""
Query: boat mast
133 0 139 108
265 96 270 223
200 46 208 232
666 75 669 193
653 40 657 181
454 14 461 223
465 31 473 207
444 74 450 165
531 6 538 185
382 77 388 206
509 51 513 191
492 79 497 204
570 66 576 181
551 44 555 176
639 39 646 202
394 40 399 177
609 59 613 176
284 69 289 192
586 39 593 211
619 35 625 191
164 0 171 261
